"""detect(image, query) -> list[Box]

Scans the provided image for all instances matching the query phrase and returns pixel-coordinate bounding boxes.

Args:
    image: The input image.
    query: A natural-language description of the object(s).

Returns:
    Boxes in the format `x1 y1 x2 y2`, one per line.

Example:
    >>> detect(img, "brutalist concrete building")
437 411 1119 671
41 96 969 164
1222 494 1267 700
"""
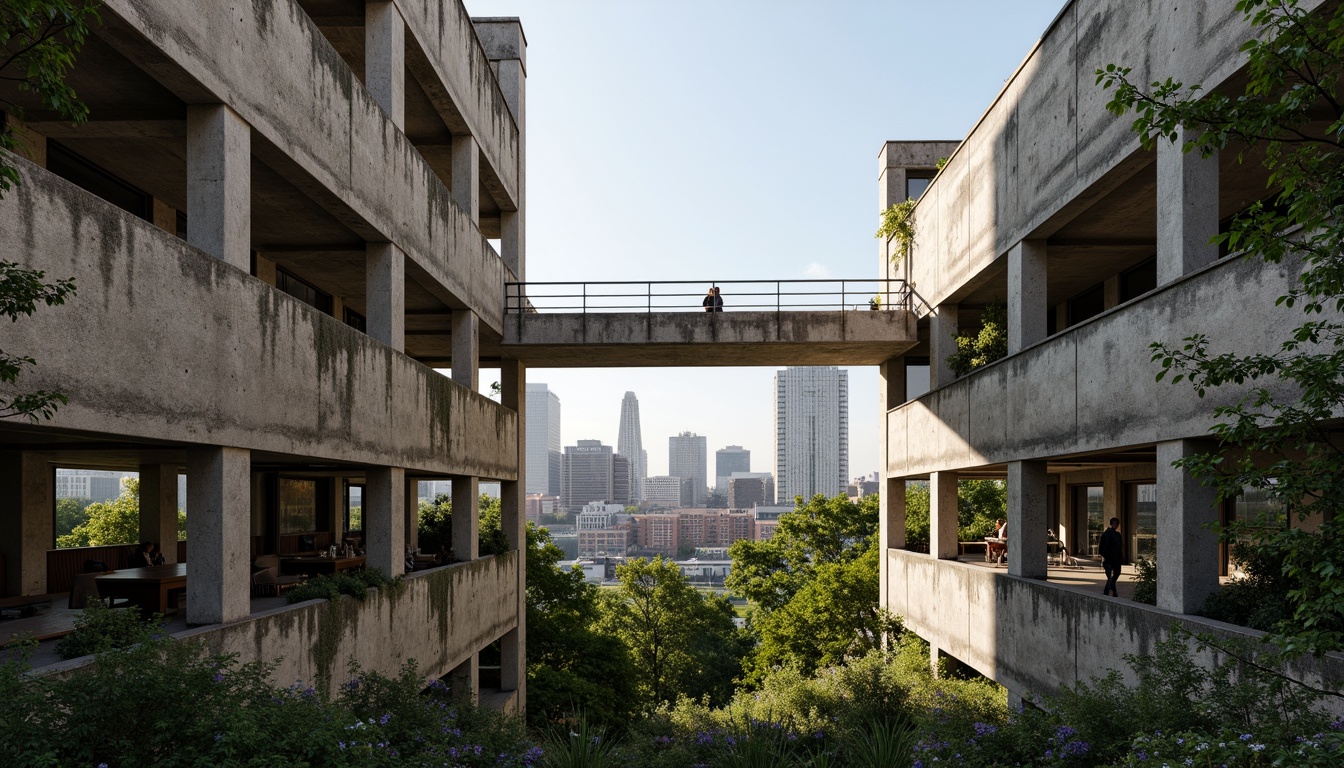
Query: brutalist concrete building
1 0 529 706
876 0 1343 702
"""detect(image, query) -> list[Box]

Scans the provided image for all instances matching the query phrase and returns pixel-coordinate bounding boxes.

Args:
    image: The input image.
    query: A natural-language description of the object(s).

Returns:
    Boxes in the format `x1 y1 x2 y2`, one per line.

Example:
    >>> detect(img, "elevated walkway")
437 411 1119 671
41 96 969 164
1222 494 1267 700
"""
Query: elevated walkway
501 279 924 367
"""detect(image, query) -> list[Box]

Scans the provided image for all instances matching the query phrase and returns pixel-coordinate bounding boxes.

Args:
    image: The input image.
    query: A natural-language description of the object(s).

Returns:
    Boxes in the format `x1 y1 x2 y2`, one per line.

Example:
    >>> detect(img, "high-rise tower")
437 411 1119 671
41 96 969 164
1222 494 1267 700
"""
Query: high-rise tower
774 367 848 504
669 431 708 506
715 445 751 495
617 391 646 502
526 383 562 496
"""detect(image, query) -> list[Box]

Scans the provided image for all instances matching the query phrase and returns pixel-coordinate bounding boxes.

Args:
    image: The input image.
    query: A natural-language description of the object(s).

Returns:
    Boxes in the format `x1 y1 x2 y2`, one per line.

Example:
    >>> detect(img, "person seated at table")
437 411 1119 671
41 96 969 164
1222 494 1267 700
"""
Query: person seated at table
1047 529 1073 566
134 542 155 567
433 545 452 566
148 542 166 566
405 548 417 573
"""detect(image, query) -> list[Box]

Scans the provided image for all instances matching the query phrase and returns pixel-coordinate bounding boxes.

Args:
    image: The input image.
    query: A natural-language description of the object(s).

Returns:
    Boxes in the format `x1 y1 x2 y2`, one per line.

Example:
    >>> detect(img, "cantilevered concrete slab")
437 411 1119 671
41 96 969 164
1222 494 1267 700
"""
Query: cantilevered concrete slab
503 309 918 367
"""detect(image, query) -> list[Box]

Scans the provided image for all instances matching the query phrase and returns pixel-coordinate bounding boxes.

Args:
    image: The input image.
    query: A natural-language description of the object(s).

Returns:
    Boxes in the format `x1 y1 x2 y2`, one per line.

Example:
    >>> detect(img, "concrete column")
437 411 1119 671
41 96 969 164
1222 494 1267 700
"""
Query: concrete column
451 310 479 390
1156 440 1220 613
185 446 250 625
1103 275 1121 310
151 199 176 234
364 1 405 129
450 655 479 704
365 466 405 577
878 355 905 608
404 478 419 552
139 464 179 563
930 303 958 389
499 357 526 695
475 19 527 280
0 452 53 595
1007 240 1047 354
1007 460 1048 579
451 134 479 223
186 104 250 271
501 210 524 279
929 471 958 559
1157 127 1219 285
365 242 404 351
451 476 479 562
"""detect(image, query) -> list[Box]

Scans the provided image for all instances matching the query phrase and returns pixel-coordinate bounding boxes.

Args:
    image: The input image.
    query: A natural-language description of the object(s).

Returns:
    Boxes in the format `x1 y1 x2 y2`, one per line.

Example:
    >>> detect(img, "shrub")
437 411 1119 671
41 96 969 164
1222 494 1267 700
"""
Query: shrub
286 568 391 605
1131 557 1157 605
55 601 160 659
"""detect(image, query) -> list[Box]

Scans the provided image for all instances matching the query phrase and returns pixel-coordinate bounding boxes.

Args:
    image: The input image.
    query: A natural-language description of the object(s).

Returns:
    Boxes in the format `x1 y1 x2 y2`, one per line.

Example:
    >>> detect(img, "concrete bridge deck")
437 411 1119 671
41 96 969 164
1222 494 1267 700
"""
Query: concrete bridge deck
500 279 923 366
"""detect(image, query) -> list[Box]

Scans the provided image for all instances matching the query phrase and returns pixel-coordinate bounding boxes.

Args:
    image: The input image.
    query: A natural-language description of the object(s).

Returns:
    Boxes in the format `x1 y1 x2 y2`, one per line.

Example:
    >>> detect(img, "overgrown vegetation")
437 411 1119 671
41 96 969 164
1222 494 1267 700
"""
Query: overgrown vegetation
56 477 186 548
875 198 917 265
902 479 1006 549
945 301 1008 378
55 599 159 659
284 567 392 604
1100 0 1344 657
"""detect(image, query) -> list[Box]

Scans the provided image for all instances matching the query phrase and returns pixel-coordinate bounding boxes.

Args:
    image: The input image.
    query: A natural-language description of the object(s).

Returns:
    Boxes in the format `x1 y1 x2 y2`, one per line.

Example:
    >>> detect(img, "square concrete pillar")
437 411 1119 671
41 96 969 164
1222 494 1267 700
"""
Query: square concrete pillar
404 479 419 551
450 655 479 704
451 134 479 224
501 210 524 280
0 452 53 595
1103 275 1121 310
499 357 526 696
365 242 404 351
930 471 959 559
880 477 907 610
1007 460 1048 579
185 447 251 625
139 464 180 564
365 466 406 577
451 310 479 390
1157 127 1219 286
930 304 958 389
1156 440 1220 613
364 1 405 129
186 104 250 272
474 19 527 279
1007 240 1047 354
452 476 479 562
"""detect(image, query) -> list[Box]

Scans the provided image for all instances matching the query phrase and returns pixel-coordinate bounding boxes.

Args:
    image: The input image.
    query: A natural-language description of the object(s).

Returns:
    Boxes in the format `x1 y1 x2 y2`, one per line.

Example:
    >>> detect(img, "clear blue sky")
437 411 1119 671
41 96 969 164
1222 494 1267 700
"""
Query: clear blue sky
467 0 1066 482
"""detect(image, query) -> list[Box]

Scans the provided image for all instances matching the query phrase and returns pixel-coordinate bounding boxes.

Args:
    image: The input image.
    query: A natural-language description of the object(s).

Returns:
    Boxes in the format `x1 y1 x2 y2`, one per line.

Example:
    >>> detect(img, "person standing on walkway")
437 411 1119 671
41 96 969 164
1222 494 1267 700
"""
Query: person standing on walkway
1099 517 1123 596
703 286 716 312
712 286 723 311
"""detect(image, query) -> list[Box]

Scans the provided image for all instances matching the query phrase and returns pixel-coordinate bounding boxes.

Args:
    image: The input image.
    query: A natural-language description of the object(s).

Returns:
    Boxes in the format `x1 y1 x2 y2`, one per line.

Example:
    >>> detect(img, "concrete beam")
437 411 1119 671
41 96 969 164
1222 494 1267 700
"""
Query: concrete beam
930 304 959 389
930 471 959 559
185 446 250 625
1157 127 1219 286
1156 440 1219 614
139 464 179 563
186 104 250 271
1007 460 1048 579
364 1 405 130
366 242 405 351
366 466 406 578
1007 240 1047 354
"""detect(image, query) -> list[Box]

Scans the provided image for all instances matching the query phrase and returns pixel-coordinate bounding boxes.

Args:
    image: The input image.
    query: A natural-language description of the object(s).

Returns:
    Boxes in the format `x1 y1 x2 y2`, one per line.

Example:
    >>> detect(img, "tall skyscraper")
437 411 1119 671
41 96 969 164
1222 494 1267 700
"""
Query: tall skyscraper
714 445 751 494
774 366 848 504
526 383 562 496
669 431 708 506
561 439 630 510
617 391 646 502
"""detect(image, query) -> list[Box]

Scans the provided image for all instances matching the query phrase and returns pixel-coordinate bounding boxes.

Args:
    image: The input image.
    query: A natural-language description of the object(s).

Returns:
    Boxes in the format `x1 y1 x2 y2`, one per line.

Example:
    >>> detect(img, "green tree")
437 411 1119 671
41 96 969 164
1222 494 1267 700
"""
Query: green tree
56 478 186 548
1099 0 1344 655
728 494 900 684
902 480 1006 548
945 301 1007 378
55 495 90 539
0 1 96 420
596 556 745 711
416 493 509 558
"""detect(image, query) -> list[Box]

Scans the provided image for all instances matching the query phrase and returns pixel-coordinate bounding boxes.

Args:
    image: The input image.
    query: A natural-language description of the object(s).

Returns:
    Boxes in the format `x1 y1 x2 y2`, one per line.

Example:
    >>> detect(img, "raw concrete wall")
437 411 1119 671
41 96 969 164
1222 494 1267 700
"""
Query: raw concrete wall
0 162 517 480
904 0 1325 307
886 549 1344 708
888 253 1308 477
99 0 511 333
505 310 918 366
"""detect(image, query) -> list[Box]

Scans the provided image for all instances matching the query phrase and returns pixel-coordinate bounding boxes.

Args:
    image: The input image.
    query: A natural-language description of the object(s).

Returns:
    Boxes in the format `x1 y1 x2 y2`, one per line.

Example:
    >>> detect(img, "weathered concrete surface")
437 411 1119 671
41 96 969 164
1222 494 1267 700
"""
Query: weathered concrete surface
0 163 517 480
888 253 1309 477
97 0 513 333
886 549 1344 709
903 0 1325 308
40 553 519 696
503 310 918 367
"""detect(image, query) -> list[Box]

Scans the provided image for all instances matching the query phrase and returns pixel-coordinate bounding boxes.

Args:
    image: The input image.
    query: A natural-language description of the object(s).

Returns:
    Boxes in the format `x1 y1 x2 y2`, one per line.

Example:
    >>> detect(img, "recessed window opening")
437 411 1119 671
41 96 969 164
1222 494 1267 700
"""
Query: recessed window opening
276 267 334 314
46 141 151 221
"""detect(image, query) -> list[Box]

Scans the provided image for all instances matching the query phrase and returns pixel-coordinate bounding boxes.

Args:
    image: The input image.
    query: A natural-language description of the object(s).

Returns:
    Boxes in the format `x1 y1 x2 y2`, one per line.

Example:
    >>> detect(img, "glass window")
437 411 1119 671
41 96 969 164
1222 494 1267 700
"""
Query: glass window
1075 485 1105 556
278 478 317 534
1068 284 1106 326
343 307 366 333
1226 483 1284 575
906 175 932 200
46 141 151 221
276 268 333 314
1120 257 1157 303
1130 483 1157 560
345 482 364 532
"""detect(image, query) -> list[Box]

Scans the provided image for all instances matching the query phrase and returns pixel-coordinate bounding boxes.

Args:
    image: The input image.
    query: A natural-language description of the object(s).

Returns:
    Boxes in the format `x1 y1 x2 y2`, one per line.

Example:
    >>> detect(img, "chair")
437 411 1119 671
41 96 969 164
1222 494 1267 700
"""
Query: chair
68 572 132 610
251 555 306 597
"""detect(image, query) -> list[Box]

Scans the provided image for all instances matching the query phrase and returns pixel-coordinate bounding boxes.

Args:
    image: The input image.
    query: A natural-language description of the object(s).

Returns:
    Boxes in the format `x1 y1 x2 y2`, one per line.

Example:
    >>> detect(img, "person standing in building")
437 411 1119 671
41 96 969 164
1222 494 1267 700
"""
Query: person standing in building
712 286 723 311
1099 517 1123 596
703 286 716 312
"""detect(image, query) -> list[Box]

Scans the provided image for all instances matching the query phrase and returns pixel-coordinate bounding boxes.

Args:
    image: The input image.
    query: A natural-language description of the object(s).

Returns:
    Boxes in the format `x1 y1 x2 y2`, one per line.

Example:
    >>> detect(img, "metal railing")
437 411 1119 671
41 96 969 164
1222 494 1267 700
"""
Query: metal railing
505 278 922 316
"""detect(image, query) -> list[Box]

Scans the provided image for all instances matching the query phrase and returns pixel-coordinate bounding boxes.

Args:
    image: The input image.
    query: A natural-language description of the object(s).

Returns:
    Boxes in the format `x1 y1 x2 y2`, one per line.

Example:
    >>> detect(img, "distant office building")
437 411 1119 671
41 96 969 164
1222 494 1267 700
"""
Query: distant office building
644 475 692 508
527 383 563 497
632 508 753 556
774 366 848 504
526 494 559 524
577 501 625 530
55 469 136 504
561 440 631 510
715 445 751 494
728 472 775 509
752 504 794 540
848 472 880 498
617 392 646 502
669 432 708 506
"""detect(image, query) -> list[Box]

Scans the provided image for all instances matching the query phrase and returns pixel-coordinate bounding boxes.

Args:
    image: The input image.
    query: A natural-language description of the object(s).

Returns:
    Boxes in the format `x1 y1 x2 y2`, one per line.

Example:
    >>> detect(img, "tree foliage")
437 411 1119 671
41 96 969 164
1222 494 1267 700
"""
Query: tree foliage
727 494 900 685
1099 0 1344 655
945 301 1008 378
596 556 745 712
54 495 89 539
875 198 917 265
56 478 185 548
903 479 1006 548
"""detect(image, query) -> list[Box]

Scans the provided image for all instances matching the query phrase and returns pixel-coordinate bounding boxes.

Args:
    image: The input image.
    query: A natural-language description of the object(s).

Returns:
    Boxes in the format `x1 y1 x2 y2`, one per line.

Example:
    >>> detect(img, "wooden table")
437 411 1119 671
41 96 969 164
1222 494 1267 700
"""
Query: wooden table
279 555 366 576
96 564 187 615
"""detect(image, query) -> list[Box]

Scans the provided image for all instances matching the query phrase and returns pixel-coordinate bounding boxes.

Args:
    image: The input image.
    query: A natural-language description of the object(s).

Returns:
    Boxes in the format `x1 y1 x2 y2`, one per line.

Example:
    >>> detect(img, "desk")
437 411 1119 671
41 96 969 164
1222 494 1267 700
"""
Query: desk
279 556 366 577
96 564 187 615
985 537 1007 564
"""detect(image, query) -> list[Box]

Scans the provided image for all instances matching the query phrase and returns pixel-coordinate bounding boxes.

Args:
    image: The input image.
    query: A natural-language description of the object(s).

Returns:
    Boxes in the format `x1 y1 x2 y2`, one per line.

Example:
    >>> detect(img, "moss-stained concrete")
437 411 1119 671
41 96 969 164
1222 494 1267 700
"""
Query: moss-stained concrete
0 161 517 479
168 552 518 696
